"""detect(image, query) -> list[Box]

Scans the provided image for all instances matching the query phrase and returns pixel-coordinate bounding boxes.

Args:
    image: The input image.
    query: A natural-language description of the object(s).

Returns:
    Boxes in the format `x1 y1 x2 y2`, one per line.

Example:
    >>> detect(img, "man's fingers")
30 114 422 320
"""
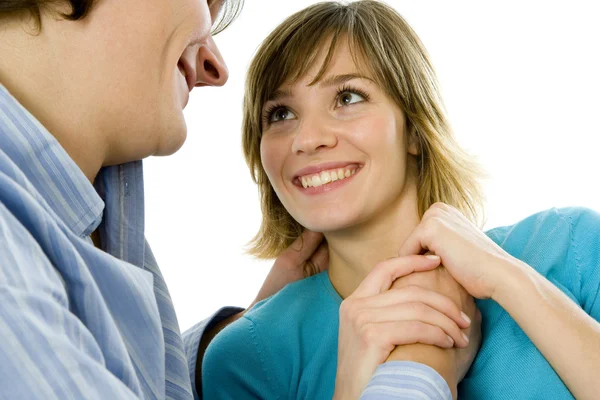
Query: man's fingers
352 255 441 298
358 303 469 348
361 285 471 329
304 242 329 277
285 230 324 262
372 321 455 349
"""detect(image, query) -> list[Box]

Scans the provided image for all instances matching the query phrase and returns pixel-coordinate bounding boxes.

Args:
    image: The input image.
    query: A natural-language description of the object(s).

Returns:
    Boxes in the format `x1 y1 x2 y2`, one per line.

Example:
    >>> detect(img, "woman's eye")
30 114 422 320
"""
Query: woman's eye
269 107 296 122
337 91 365 107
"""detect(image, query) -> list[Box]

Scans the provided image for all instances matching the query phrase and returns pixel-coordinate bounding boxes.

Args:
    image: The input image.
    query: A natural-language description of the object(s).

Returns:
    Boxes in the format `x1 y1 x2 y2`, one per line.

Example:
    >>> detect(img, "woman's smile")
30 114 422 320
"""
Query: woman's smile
293 163 362 195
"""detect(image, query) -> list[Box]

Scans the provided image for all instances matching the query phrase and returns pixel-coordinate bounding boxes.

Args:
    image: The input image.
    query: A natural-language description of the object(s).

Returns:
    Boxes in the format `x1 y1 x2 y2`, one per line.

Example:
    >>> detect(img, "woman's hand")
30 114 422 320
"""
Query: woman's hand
333 255 471 399
398 202 519 299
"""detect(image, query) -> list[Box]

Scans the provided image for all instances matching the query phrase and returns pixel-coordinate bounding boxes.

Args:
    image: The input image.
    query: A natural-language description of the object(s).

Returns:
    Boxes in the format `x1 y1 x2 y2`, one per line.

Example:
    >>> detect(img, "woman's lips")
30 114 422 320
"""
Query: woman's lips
294 165 362 195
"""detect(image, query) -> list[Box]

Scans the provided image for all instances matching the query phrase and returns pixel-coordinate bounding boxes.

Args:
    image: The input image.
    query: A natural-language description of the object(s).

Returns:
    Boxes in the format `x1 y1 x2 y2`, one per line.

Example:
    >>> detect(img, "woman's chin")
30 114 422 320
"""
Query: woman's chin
299 216 358 235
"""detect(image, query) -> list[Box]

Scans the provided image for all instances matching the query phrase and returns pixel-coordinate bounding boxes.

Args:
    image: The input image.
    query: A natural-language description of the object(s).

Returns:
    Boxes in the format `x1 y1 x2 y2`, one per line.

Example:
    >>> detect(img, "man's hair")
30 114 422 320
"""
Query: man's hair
0 0 94 26
242 0 485 259
0 0 243 34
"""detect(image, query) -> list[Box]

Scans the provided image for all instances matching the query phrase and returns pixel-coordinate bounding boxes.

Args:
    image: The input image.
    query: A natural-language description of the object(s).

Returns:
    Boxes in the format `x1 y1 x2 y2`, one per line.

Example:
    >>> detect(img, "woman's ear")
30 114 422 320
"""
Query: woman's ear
407 124 421 156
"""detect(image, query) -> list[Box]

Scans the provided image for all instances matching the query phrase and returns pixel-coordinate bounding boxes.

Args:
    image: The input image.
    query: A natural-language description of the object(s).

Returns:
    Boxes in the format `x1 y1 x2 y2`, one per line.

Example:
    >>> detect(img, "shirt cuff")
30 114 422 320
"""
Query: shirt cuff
182 306 244 400
360 361 452 400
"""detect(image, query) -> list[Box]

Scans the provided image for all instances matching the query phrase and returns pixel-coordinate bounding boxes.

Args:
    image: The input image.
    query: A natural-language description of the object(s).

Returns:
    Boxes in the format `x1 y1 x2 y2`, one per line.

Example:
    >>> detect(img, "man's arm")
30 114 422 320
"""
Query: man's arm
360 361 453 400
182 307 243 400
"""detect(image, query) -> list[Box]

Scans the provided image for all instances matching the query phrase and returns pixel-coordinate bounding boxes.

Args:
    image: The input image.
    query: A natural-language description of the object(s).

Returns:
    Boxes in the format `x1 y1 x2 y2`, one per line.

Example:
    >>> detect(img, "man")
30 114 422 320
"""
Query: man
0 1 477 398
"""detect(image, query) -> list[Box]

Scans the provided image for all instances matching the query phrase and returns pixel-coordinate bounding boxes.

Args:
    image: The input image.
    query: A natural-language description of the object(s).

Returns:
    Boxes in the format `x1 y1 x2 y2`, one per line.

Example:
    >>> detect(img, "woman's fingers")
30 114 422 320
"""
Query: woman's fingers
352 255 442 298
397 222 428 258
360 284 471 329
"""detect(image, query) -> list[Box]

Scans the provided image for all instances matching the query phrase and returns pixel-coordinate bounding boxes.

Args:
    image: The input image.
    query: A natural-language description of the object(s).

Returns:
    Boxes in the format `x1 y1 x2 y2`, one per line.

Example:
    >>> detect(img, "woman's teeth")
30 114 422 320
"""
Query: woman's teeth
300 167 357 188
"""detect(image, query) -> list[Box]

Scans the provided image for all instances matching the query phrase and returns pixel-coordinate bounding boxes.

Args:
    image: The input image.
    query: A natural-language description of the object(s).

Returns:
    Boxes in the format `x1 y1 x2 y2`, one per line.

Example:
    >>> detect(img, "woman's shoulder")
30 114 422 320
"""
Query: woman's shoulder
485 206 600 247
207 271 338 355
485 207 600 303
247 271 338 319
203 272 340 397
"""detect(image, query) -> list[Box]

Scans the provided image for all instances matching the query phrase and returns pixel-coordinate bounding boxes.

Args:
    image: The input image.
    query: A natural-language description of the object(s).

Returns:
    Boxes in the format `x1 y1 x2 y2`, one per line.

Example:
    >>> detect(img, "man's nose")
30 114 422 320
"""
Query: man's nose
195 36 228 87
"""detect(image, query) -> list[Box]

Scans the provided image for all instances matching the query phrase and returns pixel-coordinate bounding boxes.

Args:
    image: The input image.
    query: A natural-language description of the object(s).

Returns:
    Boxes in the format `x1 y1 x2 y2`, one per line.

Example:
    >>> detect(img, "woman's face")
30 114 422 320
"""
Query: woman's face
260 42 419 233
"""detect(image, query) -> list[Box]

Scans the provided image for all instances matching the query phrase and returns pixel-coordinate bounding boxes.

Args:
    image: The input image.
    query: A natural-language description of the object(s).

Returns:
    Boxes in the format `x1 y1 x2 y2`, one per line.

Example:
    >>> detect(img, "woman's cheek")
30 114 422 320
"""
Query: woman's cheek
260 139 285 188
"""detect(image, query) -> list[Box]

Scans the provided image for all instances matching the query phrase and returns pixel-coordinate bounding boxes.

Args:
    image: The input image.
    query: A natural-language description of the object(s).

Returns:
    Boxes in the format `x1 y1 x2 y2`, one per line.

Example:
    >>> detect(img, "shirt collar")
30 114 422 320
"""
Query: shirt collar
0 84 104 237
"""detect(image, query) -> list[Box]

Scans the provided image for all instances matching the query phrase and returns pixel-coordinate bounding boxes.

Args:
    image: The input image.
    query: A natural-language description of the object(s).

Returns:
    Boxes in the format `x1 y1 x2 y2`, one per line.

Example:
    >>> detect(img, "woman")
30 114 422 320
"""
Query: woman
203 1 600 399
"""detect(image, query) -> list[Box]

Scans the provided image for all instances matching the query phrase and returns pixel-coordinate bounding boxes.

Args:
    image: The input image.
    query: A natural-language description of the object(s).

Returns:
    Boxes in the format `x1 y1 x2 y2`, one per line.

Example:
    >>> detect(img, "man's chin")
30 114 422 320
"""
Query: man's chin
155 127 187 157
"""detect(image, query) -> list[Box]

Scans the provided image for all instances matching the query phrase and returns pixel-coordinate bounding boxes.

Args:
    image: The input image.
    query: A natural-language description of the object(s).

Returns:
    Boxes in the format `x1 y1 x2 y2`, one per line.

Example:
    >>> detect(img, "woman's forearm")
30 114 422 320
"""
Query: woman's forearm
494 259 600 400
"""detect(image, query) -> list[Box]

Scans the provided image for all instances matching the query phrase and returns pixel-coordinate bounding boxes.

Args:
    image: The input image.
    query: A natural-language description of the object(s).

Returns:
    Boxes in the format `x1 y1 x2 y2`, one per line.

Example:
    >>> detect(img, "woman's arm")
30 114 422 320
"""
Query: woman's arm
399 203 600 400
492 258 600 400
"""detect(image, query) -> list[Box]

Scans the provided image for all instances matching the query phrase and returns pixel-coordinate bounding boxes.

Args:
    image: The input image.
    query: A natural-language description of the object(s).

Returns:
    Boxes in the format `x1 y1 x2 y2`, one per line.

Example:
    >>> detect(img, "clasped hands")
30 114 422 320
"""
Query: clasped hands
257 202 517 398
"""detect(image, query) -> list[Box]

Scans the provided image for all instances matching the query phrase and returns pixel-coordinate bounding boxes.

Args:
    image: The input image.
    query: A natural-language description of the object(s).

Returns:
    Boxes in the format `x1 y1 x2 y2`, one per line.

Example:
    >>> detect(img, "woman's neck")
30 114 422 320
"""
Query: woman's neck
325 180 421 299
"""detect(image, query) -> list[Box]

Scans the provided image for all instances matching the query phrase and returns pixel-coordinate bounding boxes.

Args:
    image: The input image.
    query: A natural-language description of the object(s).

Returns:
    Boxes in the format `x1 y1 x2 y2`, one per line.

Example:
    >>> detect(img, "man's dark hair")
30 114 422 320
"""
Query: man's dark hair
0 1 94 27
0 0 243 34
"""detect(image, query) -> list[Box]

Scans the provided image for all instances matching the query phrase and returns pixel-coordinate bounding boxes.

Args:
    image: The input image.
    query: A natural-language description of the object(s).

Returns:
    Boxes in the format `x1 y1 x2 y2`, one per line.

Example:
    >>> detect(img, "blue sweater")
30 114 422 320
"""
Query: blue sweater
203 207 600 399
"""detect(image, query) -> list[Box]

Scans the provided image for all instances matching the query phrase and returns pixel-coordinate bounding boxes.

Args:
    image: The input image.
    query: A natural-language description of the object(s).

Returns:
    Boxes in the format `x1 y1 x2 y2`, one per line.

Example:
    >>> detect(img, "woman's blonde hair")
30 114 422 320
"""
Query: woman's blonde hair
243 0 484 259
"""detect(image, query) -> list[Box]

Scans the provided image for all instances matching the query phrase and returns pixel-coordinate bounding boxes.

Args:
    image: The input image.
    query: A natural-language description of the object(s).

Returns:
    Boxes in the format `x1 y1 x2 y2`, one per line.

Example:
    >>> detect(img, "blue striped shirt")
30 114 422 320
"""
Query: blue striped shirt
0 84 449 400
0 85 242 399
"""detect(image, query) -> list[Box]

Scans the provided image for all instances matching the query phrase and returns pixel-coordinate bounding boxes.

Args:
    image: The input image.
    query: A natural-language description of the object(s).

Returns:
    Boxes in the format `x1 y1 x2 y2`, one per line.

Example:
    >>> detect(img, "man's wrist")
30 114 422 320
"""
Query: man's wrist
360 361 454 400
387 344 458 399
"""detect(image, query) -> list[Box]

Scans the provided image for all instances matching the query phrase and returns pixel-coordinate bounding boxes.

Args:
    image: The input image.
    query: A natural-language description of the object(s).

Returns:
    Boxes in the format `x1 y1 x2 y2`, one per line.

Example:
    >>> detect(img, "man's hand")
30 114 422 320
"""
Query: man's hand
249 230 328 310
386 266 482 398
333 255 471 400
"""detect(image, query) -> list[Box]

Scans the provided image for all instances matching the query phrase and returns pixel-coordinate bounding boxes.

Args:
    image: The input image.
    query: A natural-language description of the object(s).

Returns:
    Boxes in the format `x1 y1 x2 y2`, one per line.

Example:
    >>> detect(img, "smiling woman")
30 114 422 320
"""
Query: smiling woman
201 1 600 399
243 4 483 259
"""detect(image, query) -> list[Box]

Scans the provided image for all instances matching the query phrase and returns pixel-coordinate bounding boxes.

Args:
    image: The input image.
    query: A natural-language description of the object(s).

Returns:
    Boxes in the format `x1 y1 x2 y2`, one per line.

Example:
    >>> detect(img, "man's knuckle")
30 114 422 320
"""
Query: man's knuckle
409 302 427 316
361 324 379 345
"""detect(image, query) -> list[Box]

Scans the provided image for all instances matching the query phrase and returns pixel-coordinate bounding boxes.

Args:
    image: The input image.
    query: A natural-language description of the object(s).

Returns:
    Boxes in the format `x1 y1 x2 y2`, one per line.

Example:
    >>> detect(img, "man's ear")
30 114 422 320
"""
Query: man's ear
407 124 420 156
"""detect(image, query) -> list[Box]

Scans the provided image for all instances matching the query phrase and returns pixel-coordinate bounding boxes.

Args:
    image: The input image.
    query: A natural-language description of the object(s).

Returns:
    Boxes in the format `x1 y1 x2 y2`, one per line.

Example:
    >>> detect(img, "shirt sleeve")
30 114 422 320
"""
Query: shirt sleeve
201 315 282 400
360 361 452 400
0 209 142 399
568 207 600 321
182 306 244 400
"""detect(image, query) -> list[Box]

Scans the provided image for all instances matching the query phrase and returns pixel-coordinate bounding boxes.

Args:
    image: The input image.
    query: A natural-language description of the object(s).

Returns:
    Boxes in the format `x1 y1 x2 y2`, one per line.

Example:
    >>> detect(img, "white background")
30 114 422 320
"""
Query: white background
144 0 600 331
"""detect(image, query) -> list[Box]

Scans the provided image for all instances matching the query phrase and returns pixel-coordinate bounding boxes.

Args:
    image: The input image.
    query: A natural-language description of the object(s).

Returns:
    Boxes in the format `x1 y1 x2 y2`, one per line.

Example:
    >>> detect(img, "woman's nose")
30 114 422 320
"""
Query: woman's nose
291 120 338 155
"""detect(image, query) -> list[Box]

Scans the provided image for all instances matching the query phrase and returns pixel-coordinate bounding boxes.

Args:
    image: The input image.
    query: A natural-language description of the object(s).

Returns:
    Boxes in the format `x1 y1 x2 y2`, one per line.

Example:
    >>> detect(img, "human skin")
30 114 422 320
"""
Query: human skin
0 0 228 182
0 1 330 394
259 39 478 398
398 202 600 400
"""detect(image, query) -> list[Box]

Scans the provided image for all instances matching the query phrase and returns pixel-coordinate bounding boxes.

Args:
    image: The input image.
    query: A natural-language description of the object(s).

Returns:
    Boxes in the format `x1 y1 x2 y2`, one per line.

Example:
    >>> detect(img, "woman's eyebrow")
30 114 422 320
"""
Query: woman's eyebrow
318 74 374 88
265 74 373 103
266 88 293 103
